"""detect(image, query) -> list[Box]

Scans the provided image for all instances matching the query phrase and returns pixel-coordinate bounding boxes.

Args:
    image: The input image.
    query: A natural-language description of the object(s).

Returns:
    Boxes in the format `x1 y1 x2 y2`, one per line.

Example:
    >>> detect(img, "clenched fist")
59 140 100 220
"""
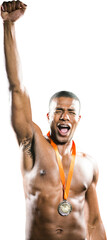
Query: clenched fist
1 1 27 22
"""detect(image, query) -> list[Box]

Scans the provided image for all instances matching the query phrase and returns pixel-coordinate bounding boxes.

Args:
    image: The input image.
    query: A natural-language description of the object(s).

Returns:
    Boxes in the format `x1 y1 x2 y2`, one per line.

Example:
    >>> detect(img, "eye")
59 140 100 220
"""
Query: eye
55 110 62 114
68 110 76 115
55 109 63 114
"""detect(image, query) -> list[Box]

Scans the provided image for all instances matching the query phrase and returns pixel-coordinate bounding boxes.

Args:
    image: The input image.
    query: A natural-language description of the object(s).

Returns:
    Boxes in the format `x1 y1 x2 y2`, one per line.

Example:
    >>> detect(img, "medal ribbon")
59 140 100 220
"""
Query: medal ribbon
47 132 76 200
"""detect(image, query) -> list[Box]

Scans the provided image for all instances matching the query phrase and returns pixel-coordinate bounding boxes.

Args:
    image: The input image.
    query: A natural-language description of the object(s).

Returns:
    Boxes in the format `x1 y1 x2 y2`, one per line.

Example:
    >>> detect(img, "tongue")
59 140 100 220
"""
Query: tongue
60 128 68 134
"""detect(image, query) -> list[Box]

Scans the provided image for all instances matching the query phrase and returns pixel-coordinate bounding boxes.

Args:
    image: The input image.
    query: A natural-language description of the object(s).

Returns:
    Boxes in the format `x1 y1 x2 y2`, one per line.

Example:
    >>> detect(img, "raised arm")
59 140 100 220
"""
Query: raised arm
1 1 33 145
86 164 106 240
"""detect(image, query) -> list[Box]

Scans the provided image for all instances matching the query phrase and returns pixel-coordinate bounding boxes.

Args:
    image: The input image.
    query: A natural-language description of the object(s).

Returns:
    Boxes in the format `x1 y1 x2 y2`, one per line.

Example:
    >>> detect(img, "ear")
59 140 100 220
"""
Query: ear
47 113 49 121
78 115 81 121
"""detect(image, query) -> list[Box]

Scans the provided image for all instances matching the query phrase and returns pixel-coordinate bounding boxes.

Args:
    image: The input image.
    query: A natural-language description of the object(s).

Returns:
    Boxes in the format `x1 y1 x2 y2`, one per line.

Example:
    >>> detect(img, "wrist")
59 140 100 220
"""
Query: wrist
3 20 14 27
3 20 15 33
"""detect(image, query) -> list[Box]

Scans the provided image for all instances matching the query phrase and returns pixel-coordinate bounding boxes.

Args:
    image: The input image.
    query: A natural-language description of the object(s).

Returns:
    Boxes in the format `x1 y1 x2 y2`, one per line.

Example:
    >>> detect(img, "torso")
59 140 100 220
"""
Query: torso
21 124 94 240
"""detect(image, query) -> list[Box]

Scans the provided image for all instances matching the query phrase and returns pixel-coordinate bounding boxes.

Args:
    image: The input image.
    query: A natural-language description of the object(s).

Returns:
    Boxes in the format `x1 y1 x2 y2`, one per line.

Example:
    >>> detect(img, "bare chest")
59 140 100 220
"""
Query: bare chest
22 138 93 200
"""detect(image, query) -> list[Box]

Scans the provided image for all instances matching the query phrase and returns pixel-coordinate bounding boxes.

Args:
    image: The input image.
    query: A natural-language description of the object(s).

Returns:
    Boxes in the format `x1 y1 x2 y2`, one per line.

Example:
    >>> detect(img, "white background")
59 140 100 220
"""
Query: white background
0 0 107 239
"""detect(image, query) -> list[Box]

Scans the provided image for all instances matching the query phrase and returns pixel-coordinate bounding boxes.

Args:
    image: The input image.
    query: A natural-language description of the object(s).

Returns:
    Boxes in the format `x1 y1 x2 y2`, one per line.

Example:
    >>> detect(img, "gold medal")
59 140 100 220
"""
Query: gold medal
47 132 76 216
58 200 72 216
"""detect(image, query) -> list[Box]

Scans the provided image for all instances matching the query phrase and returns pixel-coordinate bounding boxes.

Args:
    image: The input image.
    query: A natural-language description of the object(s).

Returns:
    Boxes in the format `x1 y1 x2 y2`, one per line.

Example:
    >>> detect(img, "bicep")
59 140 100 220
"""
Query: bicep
86 182 101 227
11 89 33 144
86 157 100 222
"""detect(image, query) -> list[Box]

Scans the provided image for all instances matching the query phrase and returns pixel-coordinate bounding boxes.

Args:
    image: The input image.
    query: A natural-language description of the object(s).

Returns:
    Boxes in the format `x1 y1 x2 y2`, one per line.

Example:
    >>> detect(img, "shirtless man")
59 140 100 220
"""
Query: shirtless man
1 1 106 240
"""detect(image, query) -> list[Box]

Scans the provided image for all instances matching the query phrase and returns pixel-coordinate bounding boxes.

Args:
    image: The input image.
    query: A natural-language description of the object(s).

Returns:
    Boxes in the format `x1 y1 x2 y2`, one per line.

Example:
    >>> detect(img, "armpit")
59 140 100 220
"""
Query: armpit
21 137 34 158
21 137 35 171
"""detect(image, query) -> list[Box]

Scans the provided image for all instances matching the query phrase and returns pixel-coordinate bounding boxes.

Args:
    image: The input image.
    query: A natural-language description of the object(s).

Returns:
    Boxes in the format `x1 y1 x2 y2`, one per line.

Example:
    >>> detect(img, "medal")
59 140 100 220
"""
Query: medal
58 200 72 216
47 132 76 216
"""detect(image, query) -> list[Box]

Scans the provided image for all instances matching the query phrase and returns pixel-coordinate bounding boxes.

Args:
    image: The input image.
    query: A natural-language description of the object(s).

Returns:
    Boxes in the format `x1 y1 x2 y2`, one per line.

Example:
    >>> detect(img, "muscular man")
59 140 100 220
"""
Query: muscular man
1 1 106 240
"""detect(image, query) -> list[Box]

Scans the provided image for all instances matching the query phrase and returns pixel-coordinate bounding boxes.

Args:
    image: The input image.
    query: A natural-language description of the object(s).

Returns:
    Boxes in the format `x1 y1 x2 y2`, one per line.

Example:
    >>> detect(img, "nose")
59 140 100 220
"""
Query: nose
60 111 70 121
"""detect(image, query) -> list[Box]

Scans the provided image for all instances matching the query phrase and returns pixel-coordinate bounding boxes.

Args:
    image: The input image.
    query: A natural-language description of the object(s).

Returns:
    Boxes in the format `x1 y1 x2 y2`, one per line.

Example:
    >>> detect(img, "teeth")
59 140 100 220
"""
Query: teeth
58 124 70 130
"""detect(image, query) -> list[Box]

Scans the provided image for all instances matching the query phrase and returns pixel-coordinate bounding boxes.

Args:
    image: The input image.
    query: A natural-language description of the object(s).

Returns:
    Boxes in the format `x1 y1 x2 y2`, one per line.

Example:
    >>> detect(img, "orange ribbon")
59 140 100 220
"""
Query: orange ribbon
47 132 76 200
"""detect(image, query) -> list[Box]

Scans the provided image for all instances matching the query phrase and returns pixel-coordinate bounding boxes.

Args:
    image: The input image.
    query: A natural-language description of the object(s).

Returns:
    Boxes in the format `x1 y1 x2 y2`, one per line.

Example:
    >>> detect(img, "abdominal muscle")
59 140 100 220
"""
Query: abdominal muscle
25 188 86 240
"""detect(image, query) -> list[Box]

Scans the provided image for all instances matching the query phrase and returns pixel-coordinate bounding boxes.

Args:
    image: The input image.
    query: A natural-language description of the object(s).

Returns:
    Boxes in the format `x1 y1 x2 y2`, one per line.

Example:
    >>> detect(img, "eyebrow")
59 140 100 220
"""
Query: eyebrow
55 107 76 111
68 108 76 112
55 107 64 110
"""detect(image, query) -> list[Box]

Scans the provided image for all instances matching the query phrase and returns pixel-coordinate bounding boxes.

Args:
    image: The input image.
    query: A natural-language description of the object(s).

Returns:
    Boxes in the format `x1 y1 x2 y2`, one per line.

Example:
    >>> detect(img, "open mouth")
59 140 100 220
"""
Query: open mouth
57 123 71 136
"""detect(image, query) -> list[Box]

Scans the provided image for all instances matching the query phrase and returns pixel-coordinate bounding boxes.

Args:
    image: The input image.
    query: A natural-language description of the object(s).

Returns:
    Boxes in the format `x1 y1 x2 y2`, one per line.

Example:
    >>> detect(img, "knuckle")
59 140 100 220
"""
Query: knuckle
2 2 7 12
16 1 21 9
7 2 12 13
11 1 16 11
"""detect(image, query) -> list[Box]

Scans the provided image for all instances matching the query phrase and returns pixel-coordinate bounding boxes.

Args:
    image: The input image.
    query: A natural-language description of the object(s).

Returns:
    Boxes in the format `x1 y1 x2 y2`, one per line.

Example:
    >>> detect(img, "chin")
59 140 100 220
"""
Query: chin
56 134 72 145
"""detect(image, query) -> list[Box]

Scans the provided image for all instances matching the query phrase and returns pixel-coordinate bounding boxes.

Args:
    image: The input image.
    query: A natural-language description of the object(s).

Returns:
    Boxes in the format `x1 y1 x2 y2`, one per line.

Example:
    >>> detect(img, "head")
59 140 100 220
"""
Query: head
47 91 81 144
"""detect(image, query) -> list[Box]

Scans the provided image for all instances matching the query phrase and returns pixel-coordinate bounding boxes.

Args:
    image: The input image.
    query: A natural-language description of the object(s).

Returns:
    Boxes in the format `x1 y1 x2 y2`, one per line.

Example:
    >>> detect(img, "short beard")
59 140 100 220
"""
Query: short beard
50 131 72 145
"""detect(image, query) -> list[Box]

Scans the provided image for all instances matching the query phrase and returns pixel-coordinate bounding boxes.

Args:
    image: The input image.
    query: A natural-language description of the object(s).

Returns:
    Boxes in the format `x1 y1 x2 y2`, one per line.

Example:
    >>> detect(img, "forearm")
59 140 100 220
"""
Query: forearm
88 220 106 240
3 20 22 91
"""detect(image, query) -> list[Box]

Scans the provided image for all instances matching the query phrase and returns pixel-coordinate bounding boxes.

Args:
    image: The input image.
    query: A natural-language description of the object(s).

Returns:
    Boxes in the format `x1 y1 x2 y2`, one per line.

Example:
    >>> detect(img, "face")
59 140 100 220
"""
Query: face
47 97 81 144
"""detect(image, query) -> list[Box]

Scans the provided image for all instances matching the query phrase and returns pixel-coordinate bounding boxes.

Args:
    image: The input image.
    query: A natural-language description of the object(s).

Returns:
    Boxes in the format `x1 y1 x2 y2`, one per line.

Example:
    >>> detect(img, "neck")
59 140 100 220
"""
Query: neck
47 131 73 156
47 132 73 156
57 141 73 156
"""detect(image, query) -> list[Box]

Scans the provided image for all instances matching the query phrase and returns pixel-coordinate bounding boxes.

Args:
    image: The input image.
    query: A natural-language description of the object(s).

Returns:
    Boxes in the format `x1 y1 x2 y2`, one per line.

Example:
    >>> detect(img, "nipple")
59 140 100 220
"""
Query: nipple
40 169 46 176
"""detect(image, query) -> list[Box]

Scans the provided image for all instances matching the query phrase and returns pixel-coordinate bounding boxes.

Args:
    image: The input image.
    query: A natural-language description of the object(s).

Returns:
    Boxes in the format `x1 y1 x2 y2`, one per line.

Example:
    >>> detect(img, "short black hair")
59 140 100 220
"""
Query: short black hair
49 91 81 111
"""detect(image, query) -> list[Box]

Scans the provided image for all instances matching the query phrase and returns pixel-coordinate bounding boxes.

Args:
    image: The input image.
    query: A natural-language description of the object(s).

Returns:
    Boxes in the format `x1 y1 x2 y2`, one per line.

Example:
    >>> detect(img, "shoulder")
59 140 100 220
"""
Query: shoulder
32 122 51 146
32 121 43 134
77 151 99 185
